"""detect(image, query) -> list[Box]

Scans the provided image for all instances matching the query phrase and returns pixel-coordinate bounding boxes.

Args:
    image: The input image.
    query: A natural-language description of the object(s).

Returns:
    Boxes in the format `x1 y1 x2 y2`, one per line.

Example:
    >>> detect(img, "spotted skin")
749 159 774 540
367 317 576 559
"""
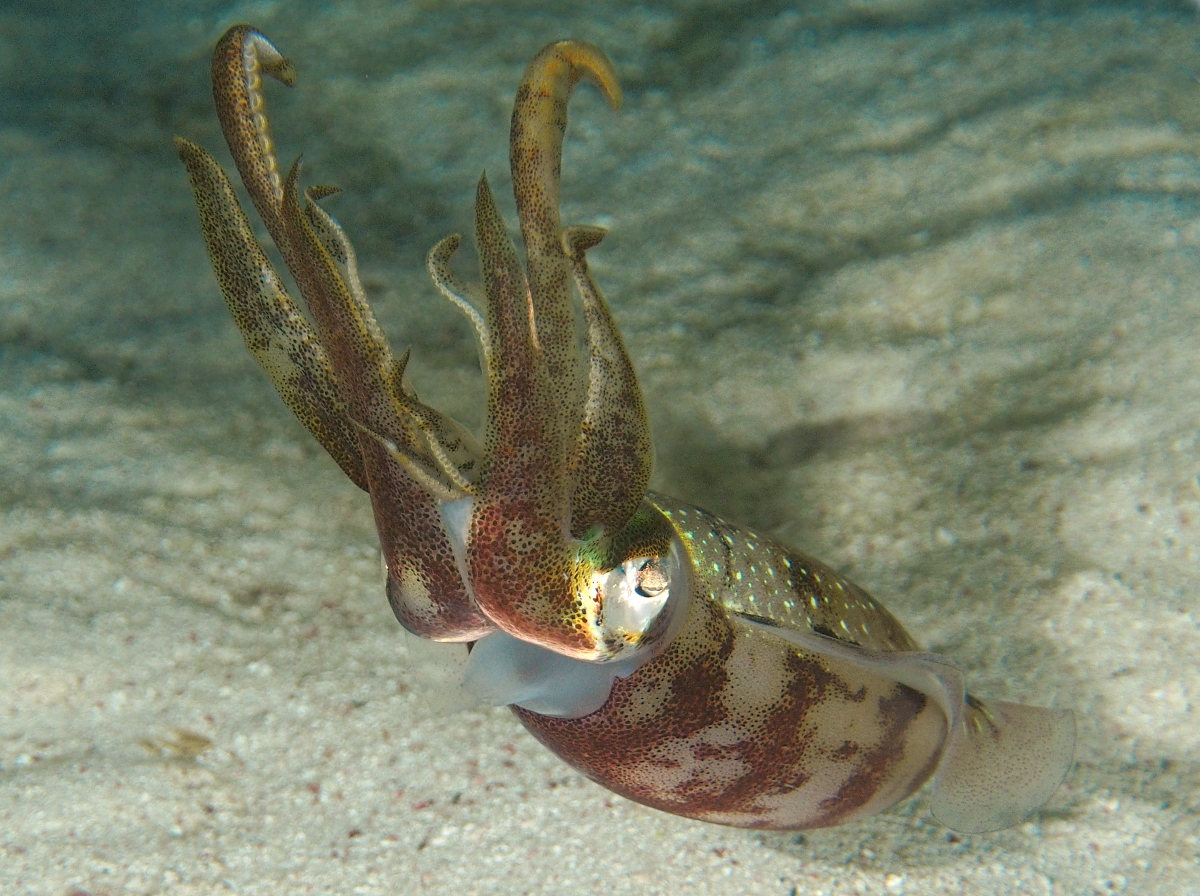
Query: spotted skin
173 136 365 489
209 26 295 252
177 28 1074 833
465 43 646 660
176 27 489 641
516 495 947 829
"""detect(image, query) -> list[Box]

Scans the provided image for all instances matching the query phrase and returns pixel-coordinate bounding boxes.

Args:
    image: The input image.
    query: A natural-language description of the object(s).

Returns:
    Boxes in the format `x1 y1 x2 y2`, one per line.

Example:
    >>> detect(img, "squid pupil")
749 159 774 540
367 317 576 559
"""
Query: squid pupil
634 559 669 598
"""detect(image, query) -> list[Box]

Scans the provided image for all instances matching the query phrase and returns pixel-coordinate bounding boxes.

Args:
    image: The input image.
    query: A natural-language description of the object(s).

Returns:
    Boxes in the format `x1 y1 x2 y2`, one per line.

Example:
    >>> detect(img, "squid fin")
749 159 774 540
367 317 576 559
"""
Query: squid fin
738 615 1074 833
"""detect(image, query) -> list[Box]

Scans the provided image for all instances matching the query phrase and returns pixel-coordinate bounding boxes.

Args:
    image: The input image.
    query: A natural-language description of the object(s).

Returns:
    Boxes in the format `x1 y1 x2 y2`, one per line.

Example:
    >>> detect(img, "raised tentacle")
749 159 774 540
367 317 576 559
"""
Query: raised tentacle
210 26 296 252
182 25 493 641
470 172 588 650
301 187 482 484
210 27 401 432
274 161 492 641
466 43 649 661
174 138 367 489
508 41 624 528
510 41 621 398
427 234 493 375
277 163 411 457
563 225 652 539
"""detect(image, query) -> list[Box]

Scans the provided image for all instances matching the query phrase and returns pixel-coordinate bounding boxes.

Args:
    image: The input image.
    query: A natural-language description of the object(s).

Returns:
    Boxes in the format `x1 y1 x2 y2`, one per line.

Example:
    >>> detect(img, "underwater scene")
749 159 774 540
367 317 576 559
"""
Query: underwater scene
1 1 1196 893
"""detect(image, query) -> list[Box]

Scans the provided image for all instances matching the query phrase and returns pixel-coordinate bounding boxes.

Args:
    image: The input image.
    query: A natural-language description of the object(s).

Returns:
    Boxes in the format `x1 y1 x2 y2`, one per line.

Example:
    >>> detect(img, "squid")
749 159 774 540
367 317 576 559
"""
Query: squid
175 26 1074 833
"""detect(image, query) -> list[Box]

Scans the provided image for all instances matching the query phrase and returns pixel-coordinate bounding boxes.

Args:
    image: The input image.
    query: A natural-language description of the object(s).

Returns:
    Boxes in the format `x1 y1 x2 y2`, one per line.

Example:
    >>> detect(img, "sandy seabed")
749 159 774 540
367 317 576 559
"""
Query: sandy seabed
2 1 1198 893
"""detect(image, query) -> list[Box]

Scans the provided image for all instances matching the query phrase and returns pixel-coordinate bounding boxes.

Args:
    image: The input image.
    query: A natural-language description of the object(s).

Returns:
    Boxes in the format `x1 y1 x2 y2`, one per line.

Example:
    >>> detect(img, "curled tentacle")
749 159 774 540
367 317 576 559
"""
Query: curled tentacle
427 234 493 376
509 39 621 421
211 26 296 246
466 42 659 661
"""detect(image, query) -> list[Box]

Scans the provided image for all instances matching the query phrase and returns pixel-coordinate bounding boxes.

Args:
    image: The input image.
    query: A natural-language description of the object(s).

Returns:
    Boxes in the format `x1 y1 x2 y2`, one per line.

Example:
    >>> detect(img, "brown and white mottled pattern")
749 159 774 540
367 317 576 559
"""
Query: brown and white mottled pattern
516 495 948 829
177 28 1074 834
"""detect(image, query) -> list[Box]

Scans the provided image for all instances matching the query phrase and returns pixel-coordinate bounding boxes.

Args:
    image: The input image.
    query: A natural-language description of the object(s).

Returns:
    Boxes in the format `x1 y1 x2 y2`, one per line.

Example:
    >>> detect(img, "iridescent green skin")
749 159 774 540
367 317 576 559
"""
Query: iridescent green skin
176 27 1073 832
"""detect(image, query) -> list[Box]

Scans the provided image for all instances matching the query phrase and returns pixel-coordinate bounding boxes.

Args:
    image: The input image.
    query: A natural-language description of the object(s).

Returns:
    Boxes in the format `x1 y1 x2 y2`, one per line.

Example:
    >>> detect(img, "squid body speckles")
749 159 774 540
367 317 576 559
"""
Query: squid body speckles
176 25 1075 833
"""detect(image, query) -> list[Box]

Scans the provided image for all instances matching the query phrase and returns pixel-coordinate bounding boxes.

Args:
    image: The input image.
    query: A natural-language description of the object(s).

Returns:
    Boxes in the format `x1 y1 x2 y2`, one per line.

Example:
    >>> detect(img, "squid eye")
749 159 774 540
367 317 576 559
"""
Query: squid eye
635 559 669 597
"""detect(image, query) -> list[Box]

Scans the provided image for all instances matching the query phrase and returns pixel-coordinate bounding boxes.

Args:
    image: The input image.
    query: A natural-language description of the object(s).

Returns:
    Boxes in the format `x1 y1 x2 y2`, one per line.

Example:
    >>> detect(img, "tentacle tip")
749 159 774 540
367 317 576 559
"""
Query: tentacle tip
432 232 463 254
598 76 623 112
307 184 342 201
273 58 298 88
283 155 304 185
172 137 213 177
563 224 607 256
475 171 501 211
554 39 623 111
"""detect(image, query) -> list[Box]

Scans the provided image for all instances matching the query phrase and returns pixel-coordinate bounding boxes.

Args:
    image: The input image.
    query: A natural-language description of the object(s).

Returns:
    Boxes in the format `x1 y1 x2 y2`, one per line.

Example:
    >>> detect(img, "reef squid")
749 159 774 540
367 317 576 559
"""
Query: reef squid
175 26 1074 832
